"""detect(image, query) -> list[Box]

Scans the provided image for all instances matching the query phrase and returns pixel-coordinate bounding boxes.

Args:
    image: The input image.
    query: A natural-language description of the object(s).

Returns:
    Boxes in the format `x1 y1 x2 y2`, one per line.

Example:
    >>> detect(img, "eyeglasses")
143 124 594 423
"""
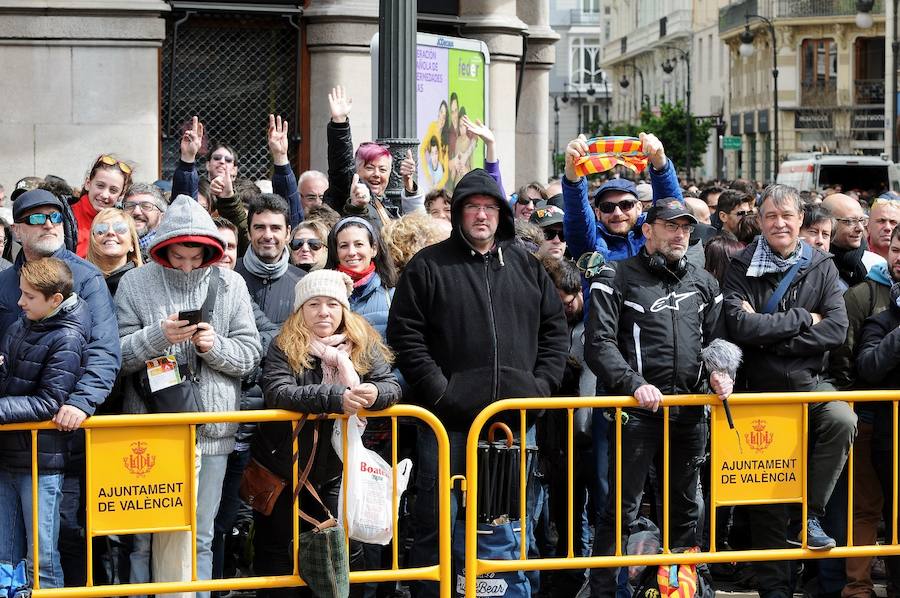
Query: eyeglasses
290 237 324 251
596 199 638 214
734 209 758 218
19 211 63 226
543 227 565 242
655 222 695 234
95 154 132 176
123 200 161 213
561 294 578 308
463 204 501 215
93 221 130 236
835 217 869 228
210 153 234 163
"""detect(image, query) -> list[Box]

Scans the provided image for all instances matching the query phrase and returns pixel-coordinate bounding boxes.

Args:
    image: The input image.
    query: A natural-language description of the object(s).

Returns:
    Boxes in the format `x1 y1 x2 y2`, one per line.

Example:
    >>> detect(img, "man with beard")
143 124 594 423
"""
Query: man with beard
585 198 731 598
823 193 872 289
122 182 168 262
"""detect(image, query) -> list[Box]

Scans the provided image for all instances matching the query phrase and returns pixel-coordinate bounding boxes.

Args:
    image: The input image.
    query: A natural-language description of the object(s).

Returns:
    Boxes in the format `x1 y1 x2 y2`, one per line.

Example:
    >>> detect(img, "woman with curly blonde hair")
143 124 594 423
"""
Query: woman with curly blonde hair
86 207 143 295
381 211 451 272
254 270 400 585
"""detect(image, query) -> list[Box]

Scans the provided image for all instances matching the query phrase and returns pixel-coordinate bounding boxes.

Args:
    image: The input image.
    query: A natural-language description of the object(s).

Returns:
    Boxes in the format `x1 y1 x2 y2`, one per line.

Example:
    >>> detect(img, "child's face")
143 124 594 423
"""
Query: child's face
18 279 63 322
429 145 438 168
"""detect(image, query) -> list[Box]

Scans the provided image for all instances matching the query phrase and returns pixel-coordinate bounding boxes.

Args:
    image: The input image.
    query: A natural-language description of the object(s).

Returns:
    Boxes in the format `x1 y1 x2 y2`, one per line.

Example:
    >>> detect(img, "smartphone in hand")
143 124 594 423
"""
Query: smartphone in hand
177 309 202 326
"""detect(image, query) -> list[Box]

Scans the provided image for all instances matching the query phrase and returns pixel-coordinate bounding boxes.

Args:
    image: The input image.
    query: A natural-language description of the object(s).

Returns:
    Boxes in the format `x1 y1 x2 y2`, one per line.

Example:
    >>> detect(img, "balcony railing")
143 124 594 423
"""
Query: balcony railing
801 80 838 106
720 0 884 33
855 79 886 105
570 9 601 25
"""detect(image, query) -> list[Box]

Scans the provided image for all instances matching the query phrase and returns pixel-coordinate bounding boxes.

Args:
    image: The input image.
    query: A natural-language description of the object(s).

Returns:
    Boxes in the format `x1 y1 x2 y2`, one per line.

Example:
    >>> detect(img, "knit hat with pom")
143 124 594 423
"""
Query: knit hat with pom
294 269 354 311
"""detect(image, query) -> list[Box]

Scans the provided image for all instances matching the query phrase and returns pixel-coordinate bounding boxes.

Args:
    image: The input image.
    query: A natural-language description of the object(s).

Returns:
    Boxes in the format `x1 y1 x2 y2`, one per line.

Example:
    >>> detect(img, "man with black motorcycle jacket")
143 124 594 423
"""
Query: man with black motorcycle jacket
585 198 733 598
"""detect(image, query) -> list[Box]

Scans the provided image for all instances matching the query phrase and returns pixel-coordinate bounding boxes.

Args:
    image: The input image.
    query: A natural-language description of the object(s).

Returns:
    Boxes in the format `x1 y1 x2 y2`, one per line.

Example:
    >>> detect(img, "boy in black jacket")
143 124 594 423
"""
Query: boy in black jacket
0 257 91 589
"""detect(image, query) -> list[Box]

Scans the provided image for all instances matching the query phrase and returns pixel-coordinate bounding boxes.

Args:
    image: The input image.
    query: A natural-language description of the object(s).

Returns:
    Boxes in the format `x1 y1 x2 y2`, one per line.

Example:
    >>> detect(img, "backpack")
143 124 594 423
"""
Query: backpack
61 193 79 253
632 547 715 598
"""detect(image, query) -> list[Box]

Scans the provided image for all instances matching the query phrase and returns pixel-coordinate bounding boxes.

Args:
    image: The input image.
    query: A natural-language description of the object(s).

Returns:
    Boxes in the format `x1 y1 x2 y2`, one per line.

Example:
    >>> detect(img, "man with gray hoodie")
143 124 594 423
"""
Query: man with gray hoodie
115 195 261 598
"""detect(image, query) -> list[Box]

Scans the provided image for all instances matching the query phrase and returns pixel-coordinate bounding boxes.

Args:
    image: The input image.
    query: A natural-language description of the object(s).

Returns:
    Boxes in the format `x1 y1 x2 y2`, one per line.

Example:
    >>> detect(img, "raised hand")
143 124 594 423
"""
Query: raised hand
328 85 353 124
462 116 497 162
268 114 290 166
209 162 234 198
400 149 417 193
564 134 589 183
349 173 371 208
181 116 204 163
639 132 667 170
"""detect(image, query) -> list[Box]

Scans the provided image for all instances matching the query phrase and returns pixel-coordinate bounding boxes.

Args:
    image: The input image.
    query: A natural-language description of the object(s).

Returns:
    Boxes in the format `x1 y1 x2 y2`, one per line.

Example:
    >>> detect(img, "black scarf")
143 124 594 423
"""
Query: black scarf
830 240 869 288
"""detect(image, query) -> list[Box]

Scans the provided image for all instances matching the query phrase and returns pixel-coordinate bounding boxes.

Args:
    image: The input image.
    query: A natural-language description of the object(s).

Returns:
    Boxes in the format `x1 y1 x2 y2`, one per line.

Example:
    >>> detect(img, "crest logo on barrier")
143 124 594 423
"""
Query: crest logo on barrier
745 419 773 453
123 441 156 477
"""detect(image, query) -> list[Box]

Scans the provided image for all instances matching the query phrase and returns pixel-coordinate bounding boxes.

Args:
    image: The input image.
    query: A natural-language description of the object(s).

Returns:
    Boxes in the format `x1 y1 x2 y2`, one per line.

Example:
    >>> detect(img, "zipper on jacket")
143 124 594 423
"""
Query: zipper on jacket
669 282 679 394
483 254 500 402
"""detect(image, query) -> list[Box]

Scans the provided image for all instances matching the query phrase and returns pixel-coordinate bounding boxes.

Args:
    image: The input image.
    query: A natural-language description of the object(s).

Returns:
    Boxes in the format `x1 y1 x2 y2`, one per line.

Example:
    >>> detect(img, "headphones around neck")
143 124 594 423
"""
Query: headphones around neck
643 249 688 278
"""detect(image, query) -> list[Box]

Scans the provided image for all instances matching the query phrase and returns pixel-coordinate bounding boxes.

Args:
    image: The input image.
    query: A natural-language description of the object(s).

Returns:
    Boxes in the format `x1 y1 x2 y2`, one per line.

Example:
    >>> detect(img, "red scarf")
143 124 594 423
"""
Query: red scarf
337 262 376 287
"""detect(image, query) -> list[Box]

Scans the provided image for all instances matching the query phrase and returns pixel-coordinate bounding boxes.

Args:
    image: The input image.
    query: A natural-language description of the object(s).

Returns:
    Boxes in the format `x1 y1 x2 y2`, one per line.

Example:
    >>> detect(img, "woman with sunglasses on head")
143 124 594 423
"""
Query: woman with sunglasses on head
290 219 329 272
71 154 133 258
86 208 143 296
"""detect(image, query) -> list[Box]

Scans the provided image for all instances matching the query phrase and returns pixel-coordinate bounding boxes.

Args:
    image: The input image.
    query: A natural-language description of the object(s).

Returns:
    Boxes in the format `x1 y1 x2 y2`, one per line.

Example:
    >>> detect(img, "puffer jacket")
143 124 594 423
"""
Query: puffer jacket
252 340 401 488
723 239 849 392
350 272 394 337
0 295 92 470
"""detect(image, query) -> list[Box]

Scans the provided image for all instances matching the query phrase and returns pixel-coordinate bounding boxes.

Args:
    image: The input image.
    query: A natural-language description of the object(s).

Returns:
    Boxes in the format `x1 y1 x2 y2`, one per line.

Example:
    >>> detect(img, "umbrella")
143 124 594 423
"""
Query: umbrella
477 422 538 523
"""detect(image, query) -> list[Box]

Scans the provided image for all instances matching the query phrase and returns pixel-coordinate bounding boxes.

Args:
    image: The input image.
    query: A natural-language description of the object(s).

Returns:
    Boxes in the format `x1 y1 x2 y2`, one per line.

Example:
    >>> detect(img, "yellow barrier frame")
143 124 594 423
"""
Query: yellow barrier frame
2 405 452 598
464 390 900 597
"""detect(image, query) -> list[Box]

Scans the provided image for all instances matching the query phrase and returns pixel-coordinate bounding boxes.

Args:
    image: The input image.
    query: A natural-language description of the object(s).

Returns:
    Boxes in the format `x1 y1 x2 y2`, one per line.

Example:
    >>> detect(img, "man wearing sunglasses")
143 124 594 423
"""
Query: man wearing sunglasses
561 132 682 269
0 189 120 432
716 189 757 238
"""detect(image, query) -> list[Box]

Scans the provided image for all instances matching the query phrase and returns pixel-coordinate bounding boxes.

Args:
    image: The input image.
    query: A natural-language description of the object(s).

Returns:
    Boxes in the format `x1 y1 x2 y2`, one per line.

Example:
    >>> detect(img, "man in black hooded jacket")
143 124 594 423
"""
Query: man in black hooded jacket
387 168 568 598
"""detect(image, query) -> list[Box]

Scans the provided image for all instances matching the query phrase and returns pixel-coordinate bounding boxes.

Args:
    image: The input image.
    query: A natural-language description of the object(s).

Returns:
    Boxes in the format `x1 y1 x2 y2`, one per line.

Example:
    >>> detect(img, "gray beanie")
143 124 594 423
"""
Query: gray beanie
294 270 354 311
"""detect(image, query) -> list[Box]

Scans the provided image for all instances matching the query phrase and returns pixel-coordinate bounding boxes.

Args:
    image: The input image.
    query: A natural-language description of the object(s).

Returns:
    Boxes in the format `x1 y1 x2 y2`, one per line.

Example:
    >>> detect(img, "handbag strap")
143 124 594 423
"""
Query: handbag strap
762 243 811 314
293 418 335 529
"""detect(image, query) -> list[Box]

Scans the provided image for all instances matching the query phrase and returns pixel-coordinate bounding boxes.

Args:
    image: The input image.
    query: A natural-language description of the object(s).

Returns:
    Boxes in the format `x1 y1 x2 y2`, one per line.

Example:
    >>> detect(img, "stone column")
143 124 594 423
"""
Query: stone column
460 0 527 192
375 0 418 203
0 0 168 186
515 0 558 187
304 0 379 172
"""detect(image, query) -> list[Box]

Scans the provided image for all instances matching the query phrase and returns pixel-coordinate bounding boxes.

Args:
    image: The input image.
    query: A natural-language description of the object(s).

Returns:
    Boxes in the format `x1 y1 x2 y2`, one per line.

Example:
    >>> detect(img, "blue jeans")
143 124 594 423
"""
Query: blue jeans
196 453 228 598
0 469 65 589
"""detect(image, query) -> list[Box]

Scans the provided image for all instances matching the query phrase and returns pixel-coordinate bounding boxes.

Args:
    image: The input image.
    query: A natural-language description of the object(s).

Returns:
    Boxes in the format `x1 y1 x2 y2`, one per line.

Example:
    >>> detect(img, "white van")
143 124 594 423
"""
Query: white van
776 153 900 193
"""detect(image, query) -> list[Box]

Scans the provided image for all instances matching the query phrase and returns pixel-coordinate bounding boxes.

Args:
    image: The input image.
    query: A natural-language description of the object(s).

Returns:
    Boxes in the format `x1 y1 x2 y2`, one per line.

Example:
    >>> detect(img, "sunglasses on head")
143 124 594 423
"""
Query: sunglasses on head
93 221 130 236
20 211 63 226
596 199 638 214
290 237 324 251
95 154 132 175
543 227 565 242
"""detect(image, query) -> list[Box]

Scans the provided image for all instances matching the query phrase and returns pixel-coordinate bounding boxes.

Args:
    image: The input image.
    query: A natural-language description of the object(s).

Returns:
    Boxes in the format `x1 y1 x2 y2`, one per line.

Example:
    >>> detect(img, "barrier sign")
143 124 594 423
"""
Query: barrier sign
712 404 803 505
88 425 193 534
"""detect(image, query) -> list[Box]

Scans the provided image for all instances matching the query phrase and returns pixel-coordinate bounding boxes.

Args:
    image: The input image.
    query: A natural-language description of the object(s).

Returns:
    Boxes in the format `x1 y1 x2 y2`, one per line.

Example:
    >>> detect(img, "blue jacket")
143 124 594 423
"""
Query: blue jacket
0 249 120 416
351 272 394 338
171 160 302 228
561 158 683 263
0 296 92 470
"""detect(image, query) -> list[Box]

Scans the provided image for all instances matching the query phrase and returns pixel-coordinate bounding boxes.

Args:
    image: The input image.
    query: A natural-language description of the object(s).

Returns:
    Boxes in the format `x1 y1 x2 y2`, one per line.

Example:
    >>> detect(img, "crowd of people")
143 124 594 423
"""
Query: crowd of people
0 83 899 598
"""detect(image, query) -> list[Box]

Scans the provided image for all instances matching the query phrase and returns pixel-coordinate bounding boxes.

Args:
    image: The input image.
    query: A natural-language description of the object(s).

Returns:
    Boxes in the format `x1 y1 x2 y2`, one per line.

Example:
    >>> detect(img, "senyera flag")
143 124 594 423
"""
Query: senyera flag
574 136 648 177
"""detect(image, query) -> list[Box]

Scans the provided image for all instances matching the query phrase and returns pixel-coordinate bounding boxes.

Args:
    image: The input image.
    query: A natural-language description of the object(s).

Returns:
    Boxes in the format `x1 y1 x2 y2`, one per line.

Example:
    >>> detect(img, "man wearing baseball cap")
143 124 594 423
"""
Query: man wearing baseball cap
584 195 730 598
561 132 682 266
530 202 567 259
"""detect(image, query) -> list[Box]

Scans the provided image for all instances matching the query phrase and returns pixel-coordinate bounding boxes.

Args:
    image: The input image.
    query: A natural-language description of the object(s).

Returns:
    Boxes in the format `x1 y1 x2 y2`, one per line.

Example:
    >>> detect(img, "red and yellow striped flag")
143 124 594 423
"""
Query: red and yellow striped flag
574 136 648 177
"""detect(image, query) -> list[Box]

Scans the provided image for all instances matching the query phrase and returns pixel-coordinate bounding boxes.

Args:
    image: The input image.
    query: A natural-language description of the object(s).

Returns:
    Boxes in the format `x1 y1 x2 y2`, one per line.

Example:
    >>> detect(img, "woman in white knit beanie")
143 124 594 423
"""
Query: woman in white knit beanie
254 269 401 585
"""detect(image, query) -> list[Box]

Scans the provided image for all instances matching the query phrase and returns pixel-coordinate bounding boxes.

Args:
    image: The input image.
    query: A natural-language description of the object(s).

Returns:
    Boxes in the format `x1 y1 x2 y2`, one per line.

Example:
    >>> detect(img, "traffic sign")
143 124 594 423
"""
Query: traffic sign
723 136 742 151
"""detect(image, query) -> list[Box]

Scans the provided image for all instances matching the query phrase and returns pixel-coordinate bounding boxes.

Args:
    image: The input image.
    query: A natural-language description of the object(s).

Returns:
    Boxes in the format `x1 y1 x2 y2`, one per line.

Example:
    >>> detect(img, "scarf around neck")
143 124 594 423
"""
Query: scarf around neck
309 333 360 388
747 236 804 278
338 262 376 287
242 246 290 280
830 242 869 287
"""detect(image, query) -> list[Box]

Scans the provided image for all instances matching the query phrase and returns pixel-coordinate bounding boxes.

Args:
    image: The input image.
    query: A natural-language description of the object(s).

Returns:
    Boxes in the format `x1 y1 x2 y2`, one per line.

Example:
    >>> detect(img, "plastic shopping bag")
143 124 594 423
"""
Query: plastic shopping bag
332 415 412 545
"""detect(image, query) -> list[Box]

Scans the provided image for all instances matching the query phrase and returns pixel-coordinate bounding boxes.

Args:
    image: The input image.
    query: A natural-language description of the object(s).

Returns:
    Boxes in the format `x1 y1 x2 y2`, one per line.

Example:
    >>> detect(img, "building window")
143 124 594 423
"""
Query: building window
582 0 600 12
570 37 603 87
801 38 837 104
854 37 886 105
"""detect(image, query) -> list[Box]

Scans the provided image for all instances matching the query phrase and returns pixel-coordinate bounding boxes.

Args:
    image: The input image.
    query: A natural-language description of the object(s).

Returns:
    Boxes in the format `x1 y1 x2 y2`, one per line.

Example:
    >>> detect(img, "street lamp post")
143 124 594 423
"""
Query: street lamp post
553 96 560 176
619 64 645 119
563 82 584 134
739 14 779 182
602 75 611 135
660 45 692 179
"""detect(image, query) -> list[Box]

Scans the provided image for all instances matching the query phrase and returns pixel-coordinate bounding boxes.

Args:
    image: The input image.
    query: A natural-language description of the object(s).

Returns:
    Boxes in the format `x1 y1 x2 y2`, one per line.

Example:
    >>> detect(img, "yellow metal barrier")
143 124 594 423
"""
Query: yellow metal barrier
0 405 451 598
464 390 900 598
